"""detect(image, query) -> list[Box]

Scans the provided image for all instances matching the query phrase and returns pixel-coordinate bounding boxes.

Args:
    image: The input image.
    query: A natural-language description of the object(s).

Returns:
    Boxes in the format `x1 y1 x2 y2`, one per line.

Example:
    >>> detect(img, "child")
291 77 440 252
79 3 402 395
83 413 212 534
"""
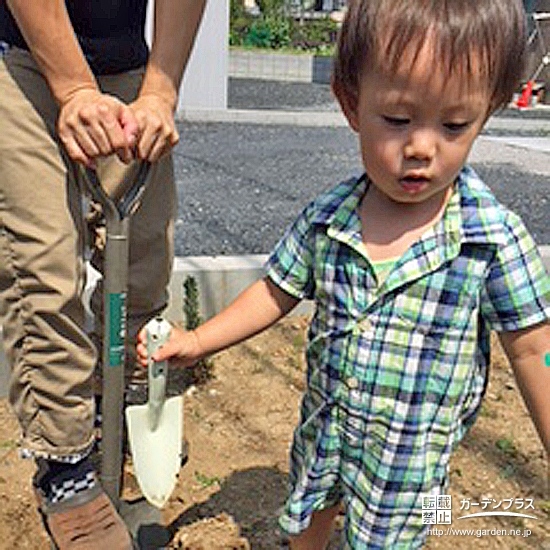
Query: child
138 0 550 547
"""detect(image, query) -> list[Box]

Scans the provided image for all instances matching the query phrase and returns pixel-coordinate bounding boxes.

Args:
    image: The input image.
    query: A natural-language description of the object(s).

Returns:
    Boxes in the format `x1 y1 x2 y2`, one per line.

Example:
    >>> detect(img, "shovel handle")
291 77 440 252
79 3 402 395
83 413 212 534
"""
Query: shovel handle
83 161 151 221
145 317 172 431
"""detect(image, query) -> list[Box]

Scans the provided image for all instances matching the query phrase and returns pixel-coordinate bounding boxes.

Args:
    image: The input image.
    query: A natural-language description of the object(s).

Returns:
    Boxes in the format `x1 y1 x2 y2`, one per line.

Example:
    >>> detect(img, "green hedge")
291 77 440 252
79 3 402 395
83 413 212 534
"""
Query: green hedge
230 0 339 55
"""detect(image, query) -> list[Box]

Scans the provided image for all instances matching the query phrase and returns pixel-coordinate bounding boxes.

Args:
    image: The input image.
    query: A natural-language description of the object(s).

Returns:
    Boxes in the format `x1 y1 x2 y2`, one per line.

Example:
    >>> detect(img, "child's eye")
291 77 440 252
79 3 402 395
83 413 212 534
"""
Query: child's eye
383 115 409 126
444 121 469 133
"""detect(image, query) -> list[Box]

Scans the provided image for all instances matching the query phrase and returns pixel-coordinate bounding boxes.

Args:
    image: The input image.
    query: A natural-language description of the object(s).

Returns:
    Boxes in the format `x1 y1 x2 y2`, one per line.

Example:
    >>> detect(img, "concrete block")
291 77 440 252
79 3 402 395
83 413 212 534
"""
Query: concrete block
229 50 315 83
229 53 249 77
228 51 329 83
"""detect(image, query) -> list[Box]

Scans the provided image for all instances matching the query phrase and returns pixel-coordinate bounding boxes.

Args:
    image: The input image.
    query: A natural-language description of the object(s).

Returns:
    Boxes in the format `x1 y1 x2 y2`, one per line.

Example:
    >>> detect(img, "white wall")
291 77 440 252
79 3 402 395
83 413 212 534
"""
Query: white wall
145 0 229 111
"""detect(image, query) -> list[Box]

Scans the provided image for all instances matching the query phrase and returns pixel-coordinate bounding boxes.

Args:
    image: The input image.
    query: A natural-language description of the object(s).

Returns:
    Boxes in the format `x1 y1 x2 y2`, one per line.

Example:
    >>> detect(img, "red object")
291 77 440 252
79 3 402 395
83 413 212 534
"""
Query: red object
516 80 533 108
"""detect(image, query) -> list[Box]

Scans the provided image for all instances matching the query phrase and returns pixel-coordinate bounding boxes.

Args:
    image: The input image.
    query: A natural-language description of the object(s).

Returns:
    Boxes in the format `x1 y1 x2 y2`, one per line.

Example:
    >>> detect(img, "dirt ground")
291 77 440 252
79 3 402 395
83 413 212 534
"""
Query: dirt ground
0 317 549 549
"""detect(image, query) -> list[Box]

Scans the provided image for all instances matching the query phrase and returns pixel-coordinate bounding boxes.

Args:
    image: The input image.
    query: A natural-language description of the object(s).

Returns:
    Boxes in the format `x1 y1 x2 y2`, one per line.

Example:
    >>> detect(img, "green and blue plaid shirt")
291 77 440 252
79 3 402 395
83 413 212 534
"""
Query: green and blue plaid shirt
266 166 550 548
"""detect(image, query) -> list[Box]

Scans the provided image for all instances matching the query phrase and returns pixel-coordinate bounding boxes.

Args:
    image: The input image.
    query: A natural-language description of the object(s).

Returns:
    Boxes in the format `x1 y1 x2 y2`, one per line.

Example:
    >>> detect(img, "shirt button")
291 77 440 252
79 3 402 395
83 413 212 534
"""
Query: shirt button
358 318 372 331
347 377 359 389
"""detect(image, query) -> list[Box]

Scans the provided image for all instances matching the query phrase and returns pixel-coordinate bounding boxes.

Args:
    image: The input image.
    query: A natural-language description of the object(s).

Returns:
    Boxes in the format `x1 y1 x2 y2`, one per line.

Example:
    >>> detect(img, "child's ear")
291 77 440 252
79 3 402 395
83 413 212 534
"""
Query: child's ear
331 78 360 132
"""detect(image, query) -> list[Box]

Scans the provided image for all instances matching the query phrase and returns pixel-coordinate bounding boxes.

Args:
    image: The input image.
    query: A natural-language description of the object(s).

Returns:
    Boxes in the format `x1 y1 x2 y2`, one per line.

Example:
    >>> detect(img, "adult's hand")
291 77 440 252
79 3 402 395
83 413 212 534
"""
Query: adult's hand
130 93 179 162
57 88 139 167
6 1 140 166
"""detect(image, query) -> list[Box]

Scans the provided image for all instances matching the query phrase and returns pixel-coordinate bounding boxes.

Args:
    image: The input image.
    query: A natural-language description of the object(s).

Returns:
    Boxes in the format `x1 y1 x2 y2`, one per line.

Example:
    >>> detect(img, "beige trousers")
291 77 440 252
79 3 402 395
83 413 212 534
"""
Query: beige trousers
0 48 176 458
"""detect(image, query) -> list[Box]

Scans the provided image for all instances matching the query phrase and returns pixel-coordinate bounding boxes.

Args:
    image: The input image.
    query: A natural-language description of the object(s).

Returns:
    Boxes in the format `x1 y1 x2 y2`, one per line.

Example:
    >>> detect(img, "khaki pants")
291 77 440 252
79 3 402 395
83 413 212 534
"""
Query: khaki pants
0 48 176 458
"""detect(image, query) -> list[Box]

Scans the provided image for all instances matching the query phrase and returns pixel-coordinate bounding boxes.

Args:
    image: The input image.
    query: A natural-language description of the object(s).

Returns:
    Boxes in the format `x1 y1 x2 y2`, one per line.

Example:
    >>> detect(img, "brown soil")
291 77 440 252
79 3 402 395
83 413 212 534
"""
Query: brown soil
0 317 549 549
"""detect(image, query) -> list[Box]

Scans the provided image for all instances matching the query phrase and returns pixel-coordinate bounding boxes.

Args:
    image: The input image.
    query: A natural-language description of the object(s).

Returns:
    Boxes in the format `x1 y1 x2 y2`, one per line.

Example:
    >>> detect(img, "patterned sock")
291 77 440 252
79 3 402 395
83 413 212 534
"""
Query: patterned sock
34 457 97 504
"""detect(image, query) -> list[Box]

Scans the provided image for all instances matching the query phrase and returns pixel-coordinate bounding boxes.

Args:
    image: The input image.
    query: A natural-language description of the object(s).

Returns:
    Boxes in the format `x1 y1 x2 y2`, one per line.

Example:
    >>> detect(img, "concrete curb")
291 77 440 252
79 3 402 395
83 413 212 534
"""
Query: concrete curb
178 107 347 126
1 248 549 398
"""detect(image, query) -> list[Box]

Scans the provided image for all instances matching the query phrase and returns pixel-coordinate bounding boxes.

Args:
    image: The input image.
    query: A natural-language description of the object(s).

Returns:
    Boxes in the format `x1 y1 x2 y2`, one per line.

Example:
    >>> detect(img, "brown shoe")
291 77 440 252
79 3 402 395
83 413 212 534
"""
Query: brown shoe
35 483 133 550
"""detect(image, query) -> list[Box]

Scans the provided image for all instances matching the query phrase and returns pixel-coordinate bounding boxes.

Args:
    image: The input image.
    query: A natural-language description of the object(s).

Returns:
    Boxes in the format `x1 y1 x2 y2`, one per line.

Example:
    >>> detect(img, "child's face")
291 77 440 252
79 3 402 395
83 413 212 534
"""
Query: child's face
340 41 491 205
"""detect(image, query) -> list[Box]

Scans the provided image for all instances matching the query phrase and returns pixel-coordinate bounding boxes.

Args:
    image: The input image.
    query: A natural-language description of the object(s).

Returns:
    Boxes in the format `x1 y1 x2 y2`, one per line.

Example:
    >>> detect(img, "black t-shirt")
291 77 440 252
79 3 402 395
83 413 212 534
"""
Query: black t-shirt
0 0 149 74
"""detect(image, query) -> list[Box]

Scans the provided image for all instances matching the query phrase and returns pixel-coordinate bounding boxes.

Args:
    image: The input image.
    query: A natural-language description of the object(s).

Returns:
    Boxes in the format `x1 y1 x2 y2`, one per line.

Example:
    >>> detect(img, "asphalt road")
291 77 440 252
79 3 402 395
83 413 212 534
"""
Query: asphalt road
172 79 550 257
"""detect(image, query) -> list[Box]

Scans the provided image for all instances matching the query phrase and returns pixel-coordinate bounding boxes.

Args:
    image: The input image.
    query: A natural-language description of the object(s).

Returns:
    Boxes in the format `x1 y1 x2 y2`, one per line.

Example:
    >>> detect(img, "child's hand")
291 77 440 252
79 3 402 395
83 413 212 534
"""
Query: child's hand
136 325 202 368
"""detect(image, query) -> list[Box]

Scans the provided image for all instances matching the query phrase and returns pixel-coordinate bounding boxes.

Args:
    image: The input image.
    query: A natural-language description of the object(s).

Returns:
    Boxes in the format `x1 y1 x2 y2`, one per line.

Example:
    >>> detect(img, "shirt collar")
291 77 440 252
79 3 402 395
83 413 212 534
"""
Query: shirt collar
313 166 508 253
456 165 510 246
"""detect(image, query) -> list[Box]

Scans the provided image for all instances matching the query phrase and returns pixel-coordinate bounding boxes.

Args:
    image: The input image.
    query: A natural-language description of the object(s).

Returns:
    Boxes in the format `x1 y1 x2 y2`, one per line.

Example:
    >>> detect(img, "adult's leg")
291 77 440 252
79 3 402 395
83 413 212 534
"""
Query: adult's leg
0 46 133 550
289 505 340 550
0 47 95 458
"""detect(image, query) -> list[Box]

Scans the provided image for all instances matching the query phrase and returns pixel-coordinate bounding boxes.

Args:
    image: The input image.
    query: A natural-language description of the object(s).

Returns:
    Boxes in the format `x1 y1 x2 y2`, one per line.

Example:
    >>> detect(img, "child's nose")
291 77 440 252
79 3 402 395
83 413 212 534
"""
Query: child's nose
403 128 437 160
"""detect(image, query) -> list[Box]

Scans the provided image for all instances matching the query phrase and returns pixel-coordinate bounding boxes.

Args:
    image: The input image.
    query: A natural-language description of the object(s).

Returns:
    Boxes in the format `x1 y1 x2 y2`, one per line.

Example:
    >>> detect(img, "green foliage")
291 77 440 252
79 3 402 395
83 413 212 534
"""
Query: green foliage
183 276 201 332
244 15 291 49
230 16 252 46
256 0 286 15
230 0 338 53
194 470 222 488
290 17 339 53
229 0 251 46
230 0 247 20
495 437 517 456
183 276 214 384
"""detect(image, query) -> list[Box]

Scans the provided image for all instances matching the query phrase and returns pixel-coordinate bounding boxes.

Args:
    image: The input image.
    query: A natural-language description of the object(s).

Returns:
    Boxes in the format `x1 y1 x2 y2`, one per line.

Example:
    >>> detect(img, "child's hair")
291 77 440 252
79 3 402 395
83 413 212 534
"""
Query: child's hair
332 0 527 114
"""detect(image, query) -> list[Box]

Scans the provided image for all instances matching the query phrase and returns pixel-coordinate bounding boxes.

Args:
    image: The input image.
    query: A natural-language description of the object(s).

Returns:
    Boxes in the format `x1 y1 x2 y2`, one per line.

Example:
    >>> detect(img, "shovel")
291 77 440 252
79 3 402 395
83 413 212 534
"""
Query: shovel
84 161 151 504
126 317 183 508
83 162 172 546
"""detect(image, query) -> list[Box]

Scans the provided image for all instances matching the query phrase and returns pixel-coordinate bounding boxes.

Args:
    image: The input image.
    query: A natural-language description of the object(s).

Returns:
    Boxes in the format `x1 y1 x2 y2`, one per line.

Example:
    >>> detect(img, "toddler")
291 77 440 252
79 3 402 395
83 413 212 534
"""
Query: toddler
138 0 550 547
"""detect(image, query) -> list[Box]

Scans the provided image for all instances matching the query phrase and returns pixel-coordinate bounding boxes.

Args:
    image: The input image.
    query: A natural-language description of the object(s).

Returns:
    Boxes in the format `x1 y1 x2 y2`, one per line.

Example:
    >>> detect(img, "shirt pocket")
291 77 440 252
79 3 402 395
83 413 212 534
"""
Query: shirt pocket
390 309 474 402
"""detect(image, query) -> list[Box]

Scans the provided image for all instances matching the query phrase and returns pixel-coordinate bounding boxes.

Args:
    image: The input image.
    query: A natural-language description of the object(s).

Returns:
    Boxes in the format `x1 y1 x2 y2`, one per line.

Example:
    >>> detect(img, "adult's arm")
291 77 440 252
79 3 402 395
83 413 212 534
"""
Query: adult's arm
131 0 207 161
6 0 137 166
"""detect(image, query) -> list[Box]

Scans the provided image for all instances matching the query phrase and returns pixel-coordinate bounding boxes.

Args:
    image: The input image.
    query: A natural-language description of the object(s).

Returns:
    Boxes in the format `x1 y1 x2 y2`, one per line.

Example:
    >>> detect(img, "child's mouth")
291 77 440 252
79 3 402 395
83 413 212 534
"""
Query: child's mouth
399 177 429 193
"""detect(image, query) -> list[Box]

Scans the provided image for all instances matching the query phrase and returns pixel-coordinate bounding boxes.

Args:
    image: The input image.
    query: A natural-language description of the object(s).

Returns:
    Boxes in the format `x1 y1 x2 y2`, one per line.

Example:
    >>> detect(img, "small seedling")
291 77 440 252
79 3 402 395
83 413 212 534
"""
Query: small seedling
194 470 221 488
183 276 214 384
495 437 516 456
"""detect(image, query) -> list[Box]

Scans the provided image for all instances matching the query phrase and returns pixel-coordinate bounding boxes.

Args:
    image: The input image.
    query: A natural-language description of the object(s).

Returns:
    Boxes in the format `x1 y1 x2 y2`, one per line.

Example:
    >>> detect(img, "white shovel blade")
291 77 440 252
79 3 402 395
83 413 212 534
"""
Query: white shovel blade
126 395 183 508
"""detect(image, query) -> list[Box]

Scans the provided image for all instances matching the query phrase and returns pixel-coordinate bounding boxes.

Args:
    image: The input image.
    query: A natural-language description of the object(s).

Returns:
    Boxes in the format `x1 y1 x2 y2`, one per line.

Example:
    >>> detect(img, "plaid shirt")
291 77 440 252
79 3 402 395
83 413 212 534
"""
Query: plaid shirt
266 166 550 548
